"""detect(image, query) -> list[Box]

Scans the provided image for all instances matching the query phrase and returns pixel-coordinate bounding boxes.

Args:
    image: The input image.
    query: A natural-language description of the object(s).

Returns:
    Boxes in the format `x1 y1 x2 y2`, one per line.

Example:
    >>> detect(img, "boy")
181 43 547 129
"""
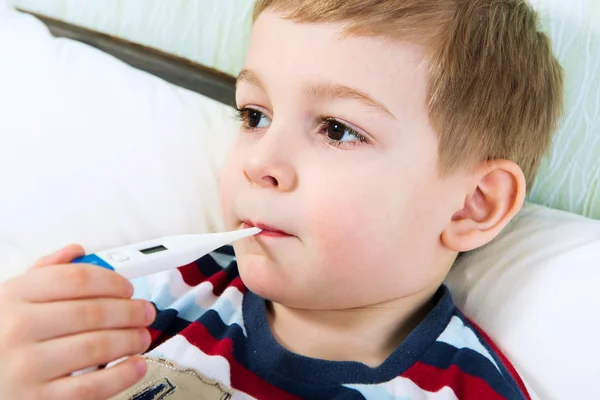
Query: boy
0 0 563 399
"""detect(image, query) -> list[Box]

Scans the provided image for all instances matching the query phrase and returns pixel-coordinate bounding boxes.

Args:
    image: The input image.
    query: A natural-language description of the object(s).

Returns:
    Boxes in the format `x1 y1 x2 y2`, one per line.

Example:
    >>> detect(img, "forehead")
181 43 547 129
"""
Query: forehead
244 11 429 118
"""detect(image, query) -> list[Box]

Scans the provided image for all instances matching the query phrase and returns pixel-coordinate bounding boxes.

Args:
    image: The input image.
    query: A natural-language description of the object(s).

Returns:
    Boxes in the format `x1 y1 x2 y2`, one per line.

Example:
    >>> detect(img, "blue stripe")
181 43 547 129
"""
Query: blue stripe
195 246 237 277
451 309 527 400
420 341 525 399
148 306 191 347
214 245 236 256
344 384 411 400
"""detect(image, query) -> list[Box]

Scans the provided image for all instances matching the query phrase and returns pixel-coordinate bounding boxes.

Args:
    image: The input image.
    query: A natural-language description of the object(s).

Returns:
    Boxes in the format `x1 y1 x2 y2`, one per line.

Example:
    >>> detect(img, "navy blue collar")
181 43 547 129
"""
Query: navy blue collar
242 285 455 385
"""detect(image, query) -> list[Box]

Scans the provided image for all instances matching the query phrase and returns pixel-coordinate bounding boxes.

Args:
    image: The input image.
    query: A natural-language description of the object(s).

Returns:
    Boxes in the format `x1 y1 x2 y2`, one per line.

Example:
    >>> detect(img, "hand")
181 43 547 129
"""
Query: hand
0 245 156 400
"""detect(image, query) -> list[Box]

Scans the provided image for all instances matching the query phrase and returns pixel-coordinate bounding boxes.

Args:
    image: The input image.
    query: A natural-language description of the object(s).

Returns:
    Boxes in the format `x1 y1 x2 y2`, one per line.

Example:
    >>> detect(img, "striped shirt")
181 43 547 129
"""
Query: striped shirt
129 246 530 399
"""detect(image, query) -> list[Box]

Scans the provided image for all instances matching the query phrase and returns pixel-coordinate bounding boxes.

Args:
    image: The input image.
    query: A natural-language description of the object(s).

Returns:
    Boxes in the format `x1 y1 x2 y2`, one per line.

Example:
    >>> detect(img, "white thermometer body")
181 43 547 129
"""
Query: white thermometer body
72 228 260 279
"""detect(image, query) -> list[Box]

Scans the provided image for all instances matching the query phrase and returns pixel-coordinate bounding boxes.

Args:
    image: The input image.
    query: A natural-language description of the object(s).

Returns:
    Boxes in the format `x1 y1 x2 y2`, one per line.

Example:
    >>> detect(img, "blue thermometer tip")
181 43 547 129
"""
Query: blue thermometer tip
72 254 115 271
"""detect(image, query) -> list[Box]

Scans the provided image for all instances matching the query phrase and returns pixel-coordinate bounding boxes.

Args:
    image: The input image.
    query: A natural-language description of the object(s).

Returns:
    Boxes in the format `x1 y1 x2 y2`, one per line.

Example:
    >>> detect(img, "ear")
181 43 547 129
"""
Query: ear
441 160 526 252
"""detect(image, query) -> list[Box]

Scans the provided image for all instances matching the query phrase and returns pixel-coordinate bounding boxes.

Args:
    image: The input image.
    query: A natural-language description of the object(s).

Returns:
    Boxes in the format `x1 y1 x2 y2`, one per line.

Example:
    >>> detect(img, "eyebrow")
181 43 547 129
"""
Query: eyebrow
237 68 396 120
237 68 265 91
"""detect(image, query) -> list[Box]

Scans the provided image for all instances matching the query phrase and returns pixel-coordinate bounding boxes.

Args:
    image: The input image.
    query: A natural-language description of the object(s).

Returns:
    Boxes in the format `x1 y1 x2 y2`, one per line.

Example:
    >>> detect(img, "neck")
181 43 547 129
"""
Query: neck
266 287 438 368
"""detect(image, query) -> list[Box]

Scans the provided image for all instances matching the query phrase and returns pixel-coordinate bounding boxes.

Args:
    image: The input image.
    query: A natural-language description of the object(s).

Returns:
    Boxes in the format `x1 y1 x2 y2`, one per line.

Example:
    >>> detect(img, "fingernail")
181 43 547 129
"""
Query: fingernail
141 329 151 348
125 282 135 298
145 303 155 323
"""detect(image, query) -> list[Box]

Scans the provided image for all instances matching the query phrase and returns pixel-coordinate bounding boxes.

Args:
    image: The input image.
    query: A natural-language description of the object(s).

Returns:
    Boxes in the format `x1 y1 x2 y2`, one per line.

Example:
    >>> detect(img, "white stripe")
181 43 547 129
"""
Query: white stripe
210 252 236 268
436 316 500 371
150 335 256 400
346 375 459 400
207 285 247 334
131 269 246 334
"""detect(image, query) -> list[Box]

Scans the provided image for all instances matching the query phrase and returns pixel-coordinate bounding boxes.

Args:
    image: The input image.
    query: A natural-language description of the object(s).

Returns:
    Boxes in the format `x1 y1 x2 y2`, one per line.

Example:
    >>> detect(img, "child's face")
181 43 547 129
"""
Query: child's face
220 12 469 309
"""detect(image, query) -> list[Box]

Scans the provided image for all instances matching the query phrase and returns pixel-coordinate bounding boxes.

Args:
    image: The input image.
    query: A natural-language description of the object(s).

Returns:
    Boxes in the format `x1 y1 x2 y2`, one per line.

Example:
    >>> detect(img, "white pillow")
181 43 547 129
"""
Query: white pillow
446 204 600 400
0 8 236 281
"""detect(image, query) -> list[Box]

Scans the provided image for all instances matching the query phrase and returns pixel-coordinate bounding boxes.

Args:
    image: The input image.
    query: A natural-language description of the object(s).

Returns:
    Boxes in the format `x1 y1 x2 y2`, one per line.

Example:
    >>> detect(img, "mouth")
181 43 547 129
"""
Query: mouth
242 220 292 238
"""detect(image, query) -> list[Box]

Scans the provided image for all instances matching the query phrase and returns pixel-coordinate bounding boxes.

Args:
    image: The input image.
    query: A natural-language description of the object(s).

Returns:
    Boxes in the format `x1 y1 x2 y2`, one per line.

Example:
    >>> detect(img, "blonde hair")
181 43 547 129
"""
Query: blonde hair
253 0 564 186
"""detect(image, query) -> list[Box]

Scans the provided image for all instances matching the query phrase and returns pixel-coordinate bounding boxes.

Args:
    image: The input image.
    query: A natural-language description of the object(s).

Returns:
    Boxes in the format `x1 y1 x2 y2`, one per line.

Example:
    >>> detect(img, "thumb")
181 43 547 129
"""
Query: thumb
32 244 85 269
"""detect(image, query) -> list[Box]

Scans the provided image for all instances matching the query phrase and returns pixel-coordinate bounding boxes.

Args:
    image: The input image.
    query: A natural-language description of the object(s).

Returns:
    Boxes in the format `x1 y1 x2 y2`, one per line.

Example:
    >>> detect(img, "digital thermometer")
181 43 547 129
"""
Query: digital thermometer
72 227 261 279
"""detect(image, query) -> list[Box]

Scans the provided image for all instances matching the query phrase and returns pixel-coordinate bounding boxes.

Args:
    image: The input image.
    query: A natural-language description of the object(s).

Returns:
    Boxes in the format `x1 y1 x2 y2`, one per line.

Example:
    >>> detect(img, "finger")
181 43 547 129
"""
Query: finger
18 264 133 302
35 328 151 380
41 356 148 400
29 298 155 341
32 244 85 269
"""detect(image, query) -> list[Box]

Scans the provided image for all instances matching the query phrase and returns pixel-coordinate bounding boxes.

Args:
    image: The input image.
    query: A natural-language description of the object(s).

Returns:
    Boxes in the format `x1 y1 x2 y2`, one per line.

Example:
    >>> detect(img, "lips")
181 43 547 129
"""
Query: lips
242 221 292 237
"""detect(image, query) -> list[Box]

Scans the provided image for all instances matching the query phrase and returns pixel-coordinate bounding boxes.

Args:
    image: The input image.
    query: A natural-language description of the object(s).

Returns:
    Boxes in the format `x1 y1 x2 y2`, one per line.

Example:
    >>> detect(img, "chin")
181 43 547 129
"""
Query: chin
234 253 306 307
236 252 283 297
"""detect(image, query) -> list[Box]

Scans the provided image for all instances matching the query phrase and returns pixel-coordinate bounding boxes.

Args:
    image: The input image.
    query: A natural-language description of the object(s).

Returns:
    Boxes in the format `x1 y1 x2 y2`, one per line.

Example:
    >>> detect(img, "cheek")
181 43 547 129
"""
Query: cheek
299 176 415 306
219 146 242 228
302 168 400 269
299 158 446 298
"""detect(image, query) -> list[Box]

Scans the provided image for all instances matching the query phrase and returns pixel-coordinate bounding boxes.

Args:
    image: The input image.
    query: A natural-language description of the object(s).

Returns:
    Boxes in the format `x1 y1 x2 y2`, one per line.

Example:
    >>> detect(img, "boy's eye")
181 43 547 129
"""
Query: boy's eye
322 118 367 144
326 120 352 142
247 110 270 128
237 107 271 129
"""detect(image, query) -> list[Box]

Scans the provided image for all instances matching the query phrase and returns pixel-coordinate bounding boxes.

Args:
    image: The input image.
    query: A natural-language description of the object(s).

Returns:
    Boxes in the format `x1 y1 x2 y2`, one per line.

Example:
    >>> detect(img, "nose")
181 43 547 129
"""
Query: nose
243 130 298 192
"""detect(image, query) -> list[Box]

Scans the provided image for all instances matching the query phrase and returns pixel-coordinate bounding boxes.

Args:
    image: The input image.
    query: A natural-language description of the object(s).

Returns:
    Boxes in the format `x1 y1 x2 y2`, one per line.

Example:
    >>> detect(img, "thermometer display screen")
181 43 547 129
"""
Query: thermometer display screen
140 245 167 255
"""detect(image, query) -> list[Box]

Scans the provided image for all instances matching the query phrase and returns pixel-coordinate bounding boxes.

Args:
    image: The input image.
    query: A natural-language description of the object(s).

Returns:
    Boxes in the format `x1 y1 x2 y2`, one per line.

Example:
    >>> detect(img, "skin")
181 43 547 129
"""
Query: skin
220 11 526 367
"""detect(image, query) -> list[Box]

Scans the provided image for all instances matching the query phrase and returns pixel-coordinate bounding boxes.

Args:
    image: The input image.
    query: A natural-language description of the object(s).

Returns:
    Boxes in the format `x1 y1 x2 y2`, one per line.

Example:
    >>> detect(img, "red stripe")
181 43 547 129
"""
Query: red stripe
183 322 302 400
209 269 234 296
177 261 207 287
176 262 247 297
228 276 247 295
148 326 180 352
466 318 531 400
402 361 506 400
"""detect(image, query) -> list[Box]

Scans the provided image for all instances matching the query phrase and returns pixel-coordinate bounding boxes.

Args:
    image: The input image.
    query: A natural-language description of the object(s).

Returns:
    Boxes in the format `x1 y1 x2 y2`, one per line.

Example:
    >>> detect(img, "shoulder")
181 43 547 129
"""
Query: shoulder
403 306 530 400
